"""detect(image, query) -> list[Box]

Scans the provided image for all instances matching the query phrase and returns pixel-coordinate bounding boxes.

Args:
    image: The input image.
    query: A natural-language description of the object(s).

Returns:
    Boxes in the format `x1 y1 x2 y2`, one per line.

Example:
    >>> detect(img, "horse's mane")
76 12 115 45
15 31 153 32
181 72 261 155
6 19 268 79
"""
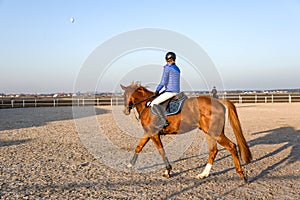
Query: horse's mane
128 81 152 93
128 81 141 88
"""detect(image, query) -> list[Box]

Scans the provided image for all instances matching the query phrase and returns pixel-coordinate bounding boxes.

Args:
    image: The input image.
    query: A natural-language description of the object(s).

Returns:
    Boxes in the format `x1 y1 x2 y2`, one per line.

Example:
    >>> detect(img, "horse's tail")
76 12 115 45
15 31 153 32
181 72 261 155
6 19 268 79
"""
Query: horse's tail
221 99 252 164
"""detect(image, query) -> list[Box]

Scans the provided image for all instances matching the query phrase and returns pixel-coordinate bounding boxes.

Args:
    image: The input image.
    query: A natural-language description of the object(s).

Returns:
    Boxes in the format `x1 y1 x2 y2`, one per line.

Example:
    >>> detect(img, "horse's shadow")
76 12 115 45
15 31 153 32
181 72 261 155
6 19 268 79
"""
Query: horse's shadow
0 139 33 147
149 126 300 182
248 126 300 182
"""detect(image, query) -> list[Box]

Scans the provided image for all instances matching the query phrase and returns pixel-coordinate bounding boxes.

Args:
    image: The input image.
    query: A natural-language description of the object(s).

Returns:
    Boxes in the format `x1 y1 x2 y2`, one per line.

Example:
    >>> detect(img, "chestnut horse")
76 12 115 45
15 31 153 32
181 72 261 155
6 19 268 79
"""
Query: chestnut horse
121 82 252 183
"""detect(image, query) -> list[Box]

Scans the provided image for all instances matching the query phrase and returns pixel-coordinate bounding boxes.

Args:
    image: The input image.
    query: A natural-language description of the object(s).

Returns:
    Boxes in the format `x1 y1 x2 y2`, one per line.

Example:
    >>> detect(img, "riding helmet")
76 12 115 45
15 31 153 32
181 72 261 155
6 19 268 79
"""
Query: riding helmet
165 52 176 61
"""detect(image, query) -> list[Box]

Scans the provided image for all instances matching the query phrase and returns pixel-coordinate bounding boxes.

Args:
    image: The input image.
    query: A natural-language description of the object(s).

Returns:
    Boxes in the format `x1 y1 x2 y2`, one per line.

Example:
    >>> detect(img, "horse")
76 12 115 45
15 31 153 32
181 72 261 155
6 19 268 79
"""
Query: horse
120 82 252 183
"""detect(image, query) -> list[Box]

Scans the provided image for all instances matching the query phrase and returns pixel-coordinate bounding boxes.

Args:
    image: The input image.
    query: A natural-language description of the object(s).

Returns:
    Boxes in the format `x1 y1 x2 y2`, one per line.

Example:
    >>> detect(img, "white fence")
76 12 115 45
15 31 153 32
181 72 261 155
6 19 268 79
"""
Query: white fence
0 97 123 109
220 93 300 104
1 93 300 109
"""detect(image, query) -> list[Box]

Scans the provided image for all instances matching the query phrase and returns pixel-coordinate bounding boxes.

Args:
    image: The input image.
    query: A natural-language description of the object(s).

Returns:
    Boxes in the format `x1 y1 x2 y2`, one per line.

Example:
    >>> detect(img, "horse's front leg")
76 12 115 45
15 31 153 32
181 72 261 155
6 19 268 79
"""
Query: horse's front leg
150 133 172 178
127 135 150 168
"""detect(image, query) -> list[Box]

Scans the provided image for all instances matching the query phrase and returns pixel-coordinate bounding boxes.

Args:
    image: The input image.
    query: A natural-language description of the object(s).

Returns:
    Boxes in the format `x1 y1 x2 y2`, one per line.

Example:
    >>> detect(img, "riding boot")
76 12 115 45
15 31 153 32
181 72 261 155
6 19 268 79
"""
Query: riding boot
152 104 169 129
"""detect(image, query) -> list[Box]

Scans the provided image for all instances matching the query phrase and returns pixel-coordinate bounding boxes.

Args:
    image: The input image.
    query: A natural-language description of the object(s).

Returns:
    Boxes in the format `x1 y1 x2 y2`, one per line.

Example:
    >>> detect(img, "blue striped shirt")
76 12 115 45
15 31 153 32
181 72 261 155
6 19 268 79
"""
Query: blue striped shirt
156 63 181 93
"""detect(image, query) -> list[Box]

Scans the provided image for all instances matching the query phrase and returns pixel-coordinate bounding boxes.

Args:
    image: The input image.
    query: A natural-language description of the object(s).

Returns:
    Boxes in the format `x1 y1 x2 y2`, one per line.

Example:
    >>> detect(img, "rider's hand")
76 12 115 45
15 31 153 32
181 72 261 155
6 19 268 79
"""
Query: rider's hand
155 91 159 96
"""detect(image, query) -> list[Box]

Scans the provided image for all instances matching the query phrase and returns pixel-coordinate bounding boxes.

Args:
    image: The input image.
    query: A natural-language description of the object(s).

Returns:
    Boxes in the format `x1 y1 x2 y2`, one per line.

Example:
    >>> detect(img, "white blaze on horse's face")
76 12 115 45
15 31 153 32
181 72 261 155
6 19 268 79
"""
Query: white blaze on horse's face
124 93 132 115
120 84 133 115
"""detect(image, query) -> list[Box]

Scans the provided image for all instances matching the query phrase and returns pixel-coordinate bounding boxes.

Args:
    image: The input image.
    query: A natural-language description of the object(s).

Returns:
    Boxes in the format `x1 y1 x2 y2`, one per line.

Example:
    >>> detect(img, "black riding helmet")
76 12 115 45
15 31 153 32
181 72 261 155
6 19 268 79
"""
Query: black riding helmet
165 52 176 61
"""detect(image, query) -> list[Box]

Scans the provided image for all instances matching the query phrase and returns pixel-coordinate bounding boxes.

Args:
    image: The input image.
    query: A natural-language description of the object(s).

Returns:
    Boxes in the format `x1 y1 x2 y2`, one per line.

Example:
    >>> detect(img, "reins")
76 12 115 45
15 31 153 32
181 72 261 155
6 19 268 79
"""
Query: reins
128 94 157 109
128 94 157 122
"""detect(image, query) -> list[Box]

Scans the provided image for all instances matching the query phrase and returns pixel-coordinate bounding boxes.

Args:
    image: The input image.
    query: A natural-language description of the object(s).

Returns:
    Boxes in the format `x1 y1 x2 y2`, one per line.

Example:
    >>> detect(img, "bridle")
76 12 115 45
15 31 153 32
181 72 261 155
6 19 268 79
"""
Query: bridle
127 94 157 110
126 94 157 121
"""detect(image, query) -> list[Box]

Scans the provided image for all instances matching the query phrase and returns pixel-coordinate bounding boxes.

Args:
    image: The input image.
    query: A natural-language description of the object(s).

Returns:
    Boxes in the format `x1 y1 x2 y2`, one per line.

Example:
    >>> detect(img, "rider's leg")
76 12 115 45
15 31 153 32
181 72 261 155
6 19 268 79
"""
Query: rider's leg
150 92 177 129
152 104 168 129
150 92 177 105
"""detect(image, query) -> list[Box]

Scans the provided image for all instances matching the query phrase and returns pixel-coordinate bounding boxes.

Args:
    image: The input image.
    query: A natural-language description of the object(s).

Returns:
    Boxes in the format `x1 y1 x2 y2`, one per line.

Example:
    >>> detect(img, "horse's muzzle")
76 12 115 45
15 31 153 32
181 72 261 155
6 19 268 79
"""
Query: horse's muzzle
123 107 131 115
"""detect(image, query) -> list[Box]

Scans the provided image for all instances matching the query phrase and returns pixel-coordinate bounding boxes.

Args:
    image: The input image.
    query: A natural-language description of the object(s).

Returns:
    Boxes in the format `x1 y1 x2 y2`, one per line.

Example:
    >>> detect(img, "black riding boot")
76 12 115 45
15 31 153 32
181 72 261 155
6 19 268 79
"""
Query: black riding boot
152 104 169 129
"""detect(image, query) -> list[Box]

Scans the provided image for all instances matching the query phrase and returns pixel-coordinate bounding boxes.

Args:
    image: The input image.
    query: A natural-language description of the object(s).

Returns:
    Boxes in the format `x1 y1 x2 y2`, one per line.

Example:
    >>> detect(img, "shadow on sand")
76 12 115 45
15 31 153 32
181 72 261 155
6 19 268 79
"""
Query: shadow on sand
0 139 33 147
0 106 111 131
248 126 300 182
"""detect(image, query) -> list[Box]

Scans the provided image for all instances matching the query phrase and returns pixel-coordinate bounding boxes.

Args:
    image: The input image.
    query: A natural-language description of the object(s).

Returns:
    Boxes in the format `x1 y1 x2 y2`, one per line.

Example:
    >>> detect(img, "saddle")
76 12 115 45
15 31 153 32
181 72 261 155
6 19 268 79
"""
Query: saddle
150 92 188 116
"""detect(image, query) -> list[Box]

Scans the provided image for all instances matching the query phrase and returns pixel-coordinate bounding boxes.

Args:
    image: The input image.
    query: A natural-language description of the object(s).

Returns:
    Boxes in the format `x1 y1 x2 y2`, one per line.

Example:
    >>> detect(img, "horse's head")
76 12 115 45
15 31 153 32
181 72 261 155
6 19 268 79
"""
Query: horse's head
120 82 153 115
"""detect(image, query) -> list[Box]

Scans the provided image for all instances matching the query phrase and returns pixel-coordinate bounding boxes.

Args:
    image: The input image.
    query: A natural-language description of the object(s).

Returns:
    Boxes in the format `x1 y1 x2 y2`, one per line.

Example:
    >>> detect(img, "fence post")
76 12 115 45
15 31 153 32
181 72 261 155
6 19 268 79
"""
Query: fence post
82 99 85 106
255 95 257 103
97 98 99 106
53 99 56 107
289 95 292 103
77 99 80 106
111 98 113 106
35 98 37 107
239 95 242 103
265 96 267 103
23 99 25 107
271 94 274 103
11 100 14 108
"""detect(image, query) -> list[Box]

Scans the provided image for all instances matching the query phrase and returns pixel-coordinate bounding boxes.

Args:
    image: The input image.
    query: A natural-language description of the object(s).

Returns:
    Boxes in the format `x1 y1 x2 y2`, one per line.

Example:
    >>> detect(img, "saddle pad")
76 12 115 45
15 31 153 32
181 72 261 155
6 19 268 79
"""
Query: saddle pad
151 92 188 116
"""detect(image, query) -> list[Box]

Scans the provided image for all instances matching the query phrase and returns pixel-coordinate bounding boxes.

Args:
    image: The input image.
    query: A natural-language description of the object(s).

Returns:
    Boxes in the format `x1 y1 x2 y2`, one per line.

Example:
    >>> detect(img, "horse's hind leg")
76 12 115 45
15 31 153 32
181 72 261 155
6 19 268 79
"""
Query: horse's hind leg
150 133 172 178
217 132 247 182
196 134 218 179
127 135 150 168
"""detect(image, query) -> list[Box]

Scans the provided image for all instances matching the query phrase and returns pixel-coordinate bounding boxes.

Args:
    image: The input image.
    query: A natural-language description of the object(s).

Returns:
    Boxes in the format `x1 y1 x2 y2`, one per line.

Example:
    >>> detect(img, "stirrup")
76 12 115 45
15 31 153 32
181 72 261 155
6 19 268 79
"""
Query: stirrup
156 119 169 129
164 120 169 128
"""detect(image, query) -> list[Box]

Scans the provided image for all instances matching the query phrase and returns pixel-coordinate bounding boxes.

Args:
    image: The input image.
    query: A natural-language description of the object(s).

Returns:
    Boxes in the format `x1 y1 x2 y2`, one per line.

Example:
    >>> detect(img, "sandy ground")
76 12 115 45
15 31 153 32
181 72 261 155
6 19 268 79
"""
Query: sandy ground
0 103 299 199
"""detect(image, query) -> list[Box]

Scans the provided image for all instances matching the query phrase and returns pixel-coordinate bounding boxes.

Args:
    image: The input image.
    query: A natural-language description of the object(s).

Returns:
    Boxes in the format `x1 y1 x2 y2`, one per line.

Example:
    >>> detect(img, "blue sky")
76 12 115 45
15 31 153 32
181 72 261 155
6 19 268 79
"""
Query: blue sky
1 0 300 93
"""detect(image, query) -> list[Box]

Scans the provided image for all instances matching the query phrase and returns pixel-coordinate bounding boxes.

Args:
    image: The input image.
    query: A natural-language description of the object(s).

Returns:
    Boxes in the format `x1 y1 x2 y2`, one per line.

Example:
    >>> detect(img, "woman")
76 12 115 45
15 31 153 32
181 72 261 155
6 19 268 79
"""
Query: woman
150 51 181 129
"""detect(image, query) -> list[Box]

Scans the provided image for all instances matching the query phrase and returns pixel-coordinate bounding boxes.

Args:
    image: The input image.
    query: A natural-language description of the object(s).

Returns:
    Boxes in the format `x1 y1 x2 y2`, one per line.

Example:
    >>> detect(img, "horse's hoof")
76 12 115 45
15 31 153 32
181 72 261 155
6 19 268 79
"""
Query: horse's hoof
127 163 133 168
243 177 249 184
163 173 171 178
196 175 202 179
196 172 208 179
163 170 171 178
196 174 208 179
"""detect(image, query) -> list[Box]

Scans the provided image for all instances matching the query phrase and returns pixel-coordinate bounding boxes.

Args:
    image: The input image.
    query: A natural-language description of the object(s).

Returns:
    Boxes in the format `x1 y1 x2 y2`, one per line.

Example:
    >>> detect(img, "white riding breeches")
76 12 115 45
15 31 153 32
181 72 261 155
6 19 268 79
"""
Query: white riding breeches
150 92 178 107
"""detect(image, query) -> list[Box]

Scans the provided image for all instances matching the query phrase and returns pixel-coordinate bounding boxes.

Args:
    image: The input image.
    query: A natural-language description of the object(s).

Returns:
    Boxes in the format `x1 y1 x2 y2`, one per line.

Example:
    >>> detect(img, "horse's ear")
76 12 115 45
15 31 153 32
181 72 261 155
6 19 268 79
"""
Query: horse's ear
120 84 127 90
